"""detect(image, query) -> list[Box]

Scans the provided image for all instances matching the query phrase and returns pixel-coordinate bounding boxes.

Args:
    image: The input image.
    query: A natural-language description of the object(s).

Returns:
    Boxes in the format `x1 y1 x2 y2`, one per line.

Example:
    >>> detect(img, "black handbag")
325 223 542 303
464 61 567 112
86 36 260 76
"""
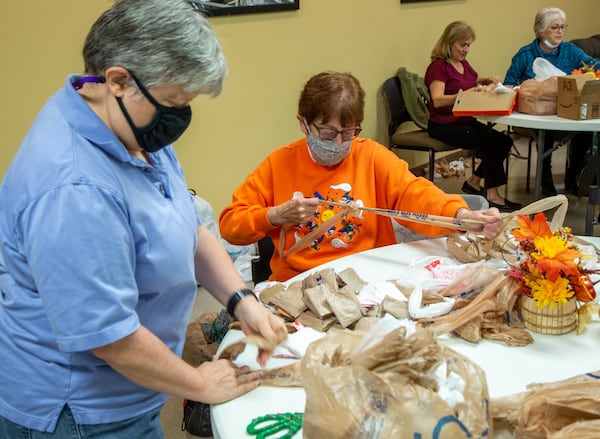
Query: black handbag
181 400 212 438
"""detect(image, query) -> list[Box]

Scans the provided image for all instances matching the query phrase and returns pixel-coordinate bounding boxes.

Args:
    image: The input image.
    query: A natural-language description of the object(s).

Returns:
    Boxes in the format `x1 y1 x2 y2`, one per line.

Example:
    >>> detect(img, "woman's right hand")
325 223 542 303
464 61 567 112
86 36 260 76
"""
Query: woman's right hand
267 197 320 226
195 359 261 404
457 207 503 238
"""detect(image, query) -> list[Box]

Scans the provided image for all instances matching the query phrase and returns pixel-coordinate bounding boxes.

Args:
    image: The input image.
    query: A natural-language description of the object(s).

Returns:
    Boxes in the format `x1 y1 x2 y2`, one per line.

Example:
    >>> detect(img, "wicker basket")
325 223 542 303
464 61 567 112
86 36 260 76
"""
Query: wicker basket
520 295 577 335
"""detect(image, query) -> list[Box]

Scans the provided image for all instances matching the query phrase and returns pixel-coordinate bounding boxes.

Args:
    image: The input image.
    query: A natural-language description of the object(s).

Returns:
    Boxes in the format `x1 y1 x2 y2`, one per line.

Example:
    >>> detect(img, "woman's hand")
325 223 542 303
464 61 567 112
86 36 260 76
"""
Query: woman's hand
457 207 503 238
470 83 496 92
234 297 288 367
479 75 502 86
195 359 261 404
267 197 320 226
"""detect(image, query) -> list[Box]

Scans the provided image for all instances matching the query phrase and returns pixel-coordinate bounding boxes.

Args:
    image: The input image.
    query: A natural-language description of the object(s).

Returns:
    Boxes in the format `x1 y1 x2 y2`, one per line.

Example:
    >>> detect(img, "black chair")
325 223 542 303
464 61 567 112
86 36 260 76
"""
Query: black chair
570 34 600 59
585 185 600 236
580 151 600 235
382 75 460 181
251 236 274 284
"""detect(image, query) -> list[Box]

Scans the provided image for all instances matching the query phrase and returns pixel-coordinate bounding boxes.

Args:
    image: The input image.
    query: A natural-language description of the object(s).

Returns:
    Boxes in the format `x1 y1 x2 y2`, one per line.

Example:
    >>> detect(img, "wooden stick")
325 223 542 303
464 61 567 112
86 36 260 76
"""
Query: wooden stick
318 200 487 231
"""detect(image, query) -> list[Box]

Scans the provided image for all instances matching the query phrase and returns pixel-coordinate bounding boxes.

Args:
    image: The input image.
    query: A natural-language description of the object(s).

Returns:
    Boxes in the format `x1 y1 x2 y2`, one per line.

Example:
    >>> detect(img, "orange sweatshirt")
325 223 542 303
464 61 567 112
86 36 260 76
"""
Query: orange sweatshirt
219 137 467 281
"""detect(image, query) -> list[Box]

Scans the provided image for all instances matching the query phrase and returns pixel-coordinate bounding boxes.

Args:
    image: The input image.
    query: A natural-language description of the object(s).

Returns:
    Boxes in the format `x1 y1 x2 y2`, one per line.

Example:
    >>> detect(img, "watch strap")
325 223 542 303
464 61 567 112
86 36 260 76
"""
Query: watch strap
226 288 257 317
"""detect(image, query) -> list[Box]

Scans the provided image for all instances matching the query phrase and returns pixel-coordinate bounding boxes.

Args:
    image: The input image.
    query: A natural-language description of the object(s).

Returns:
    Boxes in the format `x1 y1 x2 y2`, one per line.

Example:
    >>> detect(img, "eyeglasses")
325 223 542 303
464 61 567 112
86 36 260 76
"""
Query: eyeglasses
311 122 362 141
549 24 567 32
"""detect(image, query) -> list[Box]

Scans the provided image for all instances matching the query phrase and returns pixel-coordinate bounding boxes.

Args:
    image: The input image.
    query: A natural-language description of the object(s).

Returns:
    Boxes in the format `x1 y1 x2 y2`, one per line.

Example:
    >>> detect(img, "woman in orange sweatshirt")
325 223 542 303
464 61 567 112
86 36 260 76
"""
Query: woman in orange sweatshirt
219 71 502 281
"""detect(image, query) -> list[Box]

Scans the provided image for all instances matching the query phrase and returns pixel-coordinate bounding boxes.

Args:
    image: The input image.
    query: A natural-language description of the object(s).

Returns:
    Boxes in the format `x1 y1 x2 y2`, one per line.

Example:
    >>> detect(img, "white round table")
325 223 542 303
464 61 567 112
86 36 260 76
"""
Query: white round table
211 237 600 439
479 112 600 200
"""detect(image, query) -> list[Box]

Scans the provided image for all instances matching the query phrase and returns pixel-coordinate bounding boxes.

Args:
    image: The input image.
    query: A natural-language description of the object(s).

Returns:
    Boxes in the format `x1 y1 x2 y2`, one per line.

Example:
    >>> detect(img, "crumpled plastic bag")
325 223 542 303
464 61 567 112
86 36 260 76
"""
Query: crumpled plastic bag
491 370 600 439
273 325 325 358
394 257 506 319
533 57 566 81
408 283 455 318
301 318 491 438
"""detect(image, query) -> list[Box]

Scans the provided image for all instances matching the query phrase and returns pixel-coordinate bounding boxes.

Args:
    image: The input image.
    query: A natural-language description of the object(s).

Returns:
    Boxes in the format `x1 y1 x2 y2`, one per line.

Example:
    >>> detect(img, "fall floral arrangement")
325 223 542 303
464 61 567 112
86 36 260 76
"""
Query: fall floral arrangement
571 61 600 78
508 213 596 310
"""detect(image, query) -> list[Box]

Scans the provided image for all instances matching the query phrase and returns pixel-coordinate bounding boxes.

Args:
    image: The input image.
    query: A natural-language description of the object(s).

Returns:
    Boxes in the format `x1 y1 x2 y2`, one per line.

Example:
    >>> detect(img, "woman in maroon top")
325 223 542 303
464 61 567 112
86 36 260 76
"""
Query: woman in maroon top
425 21 520 212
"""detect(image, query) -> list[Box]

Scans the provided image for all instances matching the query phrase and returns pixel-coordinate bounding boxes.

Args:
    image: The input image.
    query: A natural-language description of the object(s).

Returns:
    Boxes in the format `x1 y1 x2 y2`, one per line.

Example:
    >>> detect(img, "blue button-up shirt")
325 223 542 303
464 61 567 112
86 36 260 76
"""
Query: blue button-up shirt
0 75 200 431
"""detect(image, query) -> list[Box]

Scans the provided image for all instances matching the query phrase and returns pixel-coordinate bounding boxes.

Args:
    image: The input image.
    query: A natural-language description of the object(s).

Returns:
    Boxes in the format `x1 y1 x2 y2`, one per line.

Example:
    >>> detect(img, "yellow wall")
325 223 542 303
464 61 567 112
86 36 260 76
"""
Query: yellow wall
1 0 598 213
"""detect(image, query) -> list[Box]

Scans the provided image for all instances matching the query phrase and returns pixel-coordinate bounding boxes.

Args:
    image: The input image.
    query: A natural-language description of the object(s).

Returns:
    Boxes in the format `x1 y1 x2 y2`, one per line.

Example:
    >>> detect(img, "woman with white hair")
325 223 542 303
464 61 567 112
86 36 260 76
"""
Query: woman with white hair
504 7 599 196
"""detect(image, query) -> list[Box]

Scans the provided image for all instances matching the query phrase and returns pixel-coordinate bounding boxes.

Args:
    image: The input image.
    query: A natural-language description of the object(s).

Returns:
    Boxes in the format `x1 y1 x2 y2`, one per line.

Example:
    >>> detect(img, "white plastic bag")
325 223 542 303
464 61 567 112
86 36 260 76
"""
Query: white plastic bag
533 57 566 81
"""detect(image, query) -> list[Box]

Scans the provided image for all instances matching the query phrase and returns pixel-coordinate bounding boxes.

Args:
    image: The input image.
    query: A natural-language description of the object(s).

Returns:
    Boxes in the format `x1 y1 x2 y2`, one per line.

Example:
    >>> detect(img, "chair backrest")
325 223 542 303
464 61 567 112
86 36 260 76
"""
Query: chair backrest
251 236 274 284
382 76 413 142
571 35 600 60
460 194 489 210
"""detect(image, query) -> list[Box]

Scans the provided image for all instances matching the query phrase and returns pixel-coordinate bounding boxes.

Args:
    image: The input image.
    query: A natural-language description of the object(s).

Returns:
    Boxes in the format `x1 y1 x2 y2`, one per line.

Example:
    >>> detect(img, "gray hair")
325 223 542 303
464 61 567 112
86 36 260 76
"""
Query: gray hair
534 7 566 38
83 0 227 96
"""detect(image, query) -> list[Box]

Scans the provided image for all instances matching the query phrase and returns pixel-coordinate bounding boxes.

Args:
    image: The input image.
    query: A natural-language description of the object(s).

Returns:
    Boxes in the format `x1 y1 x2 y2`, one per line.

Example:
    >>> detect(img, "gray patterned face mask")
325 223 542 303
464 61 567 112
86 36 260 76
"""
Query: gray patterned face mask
304 120 352 167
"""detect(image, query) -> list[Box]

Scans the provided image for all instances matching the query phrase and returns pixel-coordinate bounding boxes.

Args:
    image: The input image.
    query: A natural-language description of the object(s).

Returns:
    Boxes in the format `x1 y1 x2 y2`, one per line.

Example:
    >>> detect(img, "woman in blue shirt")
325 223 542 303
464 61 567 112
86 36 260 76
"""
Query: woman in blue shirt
0 0 285 437
504 7 599 196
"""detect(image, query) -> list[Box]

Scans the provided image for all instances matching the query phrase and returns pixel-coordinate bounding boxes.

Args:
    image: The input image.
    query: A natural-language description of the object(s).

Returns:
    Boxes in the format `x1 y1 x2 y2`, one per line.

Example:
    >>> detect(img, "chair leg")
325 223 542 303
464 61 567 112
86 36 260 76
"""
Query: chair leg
525 139 532 193
428 150 435 181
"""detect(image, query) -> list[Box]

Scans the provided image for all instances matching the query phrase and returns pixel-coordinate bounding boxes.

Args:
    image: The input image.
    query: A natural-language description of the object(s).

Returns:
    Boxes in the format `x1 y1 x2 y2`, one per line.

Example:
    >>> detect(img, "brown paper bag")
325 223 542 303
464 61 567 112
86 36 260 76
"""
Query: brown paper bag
518 77 558 115
181 312 221 366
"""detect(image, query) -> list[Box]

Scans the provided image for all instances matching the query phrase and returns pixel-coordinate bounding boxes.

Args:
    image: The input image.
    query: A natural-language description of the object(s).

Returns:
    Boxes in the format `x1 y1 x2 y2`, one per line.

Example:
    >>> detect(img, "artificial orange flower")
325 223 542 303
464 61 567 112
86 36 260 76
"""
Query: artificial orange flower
532 235 581 281
512 212 552 243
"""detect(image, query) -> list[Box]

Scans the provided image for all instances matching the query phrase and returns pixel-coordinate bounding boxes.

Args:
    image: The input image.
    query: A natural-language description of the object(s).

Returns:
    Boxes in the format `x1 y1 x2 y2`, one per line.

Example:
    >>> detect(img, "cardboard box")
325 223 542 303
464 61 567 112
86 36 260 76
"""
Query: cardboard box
452 89 517 117
557 75 600 120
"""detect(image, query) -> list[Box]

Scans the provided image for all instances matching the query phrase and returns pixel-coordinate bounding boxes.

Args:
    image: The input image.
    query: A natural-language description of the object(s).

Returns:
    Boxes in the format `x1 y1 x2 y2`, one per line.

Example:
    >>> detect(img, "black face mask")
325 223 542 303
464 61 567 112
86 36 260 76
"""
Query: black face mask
116 73 192 153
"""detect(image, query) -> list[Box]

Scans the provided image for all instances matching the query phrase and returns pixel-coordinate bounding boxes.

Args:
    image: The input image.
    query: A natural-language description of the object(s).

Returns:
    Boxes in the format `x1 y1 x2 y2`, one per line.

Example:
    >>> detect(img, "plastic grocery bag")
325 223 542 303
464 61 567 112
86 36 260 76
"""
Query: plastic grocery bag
491 370 600 439
301 320 491 438
533 57 566 81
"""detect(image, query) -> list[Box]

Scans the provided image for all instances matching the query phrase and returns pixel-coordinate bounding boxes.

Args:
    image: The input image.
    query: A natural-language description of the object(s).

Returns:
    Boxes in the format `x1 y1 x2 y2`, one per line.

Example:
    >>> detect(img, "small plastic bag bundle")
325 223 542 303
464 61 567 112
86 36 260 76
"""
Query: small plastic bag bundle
301 320 491 438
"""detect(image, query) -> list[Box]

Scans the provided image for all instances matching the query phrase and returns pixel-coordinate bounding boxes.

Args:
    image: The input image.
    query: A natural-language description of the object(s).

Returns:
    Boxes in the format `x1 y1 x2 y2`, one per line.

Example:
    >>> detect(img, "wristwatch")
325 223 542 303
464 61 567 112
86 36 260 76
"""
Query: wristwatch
227 288 258 317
